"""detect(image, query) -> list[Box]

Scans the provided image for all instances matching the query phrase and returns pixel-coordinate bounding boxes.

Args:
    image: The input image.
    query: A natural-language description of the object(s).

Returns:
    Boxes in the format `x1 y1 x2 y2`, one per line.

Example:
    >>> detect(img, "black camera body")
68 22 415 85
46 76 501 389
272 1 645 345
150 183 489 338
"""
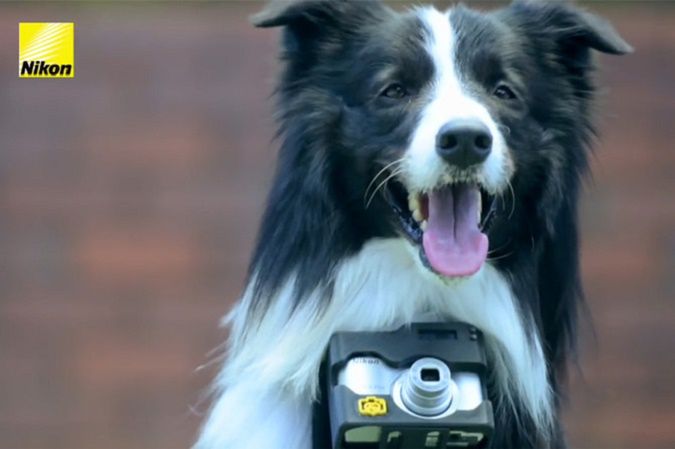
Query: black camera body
321 322 494 449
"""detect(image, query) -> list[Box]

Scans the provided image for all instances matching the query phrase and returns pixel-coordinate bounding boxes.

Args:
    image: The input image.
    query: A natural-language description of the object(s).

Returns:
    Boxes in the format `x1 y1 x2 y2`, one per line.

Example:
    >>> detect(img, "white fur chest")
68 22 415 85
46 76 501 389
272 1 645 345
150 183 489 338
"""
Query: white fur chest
196 238 552 449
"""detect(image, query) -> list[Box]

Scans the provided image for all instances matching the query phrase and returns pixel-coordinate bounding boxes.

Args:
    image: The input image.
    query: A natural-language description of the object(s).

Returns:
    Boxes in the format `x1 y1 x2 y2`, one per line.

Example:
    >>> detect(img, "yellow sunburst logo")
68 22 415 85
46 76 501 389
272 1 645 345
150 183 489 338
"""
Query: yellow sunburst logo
19 22 74 78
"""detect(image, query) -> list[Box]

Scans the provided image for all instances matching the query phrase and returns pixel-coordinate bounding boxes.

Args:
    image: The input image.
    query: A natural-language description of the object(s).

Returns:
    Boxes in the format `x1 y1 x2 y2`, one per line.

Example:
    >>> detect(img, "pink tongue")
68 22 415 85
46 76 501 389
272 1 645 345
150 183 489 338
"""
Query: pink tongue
422 184 488 277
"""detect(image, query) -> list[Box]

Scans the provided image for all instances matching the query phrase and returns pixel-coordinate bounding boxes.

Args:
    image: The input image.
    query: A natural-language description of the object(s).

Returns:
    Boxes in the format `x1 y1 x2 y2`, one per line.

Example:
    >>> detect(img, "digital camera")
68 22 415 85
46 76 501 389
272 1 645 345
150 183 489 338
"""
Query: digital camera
320 322 494 449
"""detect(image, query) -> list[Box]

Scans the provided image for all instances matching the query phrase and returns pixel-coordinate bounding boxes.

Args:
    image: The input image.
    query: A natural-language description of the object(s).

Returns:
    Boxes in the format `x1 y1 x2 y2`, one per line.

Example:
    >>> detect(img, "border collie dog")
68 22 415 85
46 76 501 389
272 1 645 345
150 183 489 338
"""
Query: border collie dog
197 1 630 448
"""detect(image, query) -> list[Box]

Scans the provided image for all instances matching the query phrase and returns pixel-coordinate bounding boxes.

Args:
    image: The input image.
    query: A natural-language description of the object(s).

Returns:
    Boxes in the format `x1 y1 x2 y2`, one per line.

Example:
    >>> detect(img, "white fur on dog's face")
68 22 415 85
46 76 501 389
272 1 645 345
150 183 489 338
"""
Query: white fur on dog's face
403 7 513 195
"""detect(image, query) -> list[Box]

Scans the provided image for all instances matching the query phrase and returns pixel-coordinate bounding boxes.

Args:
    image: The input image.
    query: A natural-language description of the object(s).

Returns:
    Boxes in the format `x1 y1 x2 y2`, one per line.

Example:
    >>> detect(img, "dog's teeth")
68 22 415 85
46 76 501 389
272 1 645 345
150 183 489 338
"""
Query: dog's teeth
421 220 427 231
408 194 423 223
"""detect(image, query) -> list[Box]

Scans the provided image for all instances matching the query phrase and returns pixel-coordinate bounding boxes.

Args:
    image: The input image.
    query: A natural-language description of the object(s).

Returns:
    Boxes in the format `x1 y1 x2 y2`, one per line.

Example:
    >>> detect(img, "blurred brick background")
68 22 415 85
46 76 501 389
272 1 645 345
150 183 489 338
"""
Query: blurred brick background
0 2 672 449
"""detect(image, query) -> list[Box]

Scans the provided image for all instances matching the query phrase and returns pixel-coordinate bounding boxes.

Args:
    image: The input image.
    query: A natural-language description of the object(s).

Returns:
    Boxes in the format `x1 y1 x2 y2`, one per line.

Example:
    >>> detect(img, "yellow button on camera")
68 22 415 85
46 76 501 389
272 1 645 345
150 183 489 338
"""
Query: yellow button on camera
357 396 388 416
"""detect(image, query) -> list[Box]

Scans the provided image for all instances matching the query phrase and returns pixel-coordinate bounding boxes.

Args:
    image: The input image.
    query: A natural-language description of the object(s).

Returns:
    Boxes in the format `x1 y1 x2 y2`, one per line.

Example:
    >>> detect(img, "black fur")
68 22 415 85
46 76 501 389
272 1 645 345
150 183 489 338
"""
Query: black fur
248 1 630 447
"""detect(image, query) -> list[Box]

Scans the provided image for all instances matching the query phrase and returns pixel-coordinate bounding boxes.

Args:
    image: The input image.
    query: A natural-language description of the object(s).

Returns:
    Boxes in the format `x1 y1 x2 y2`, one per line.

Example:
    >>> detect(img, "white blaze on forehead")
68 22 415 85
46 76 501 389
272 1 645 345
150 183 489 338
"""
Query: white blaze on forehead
406 7 510 194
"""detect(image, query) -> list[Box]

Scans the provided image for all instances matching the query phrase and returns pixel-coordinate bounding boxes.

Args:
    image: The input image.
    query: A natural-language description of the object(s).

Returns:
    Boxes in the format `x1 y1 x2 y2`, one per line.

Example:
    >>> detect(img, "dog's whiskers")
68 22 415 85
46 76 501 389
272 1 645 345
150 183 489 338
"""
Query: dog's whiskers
498 180 516 221
506 181 516 220
487 237 513 257
498 124 511 136
365 167 404 209
487 250 514 262
364 158 404 207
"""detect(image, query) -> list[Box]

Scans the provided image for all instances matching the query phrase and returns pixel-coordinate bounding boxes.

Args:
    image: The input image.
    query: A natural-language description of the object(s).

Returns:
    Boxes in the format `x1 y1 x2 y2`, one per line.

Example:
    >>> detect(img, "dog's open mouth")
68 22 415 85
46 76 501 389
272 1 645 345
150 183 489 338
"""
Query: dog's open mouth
383 179 498 278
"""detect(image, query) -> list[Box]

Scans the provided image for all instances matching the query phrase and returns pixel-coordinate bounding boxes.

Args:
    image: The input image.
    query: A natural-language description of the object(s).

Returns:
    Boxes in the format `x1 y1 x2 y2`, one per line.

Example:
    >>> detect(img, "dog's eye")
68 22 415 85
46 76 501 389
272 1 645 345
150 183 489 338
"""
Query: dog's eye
493 84 517 100
381 83 408 100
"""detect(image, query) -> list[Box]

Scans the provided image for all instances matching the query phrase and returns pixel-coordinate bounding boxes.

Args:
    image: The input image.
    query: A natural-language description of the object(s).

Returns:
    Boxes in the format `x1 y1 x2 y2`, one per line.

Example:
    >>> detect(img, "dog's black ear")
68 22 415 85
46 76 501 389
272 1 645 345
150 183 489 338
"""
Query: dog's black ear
251 0 330 28
251 0 382 30
251 0 385 60
568 6 633 55
508 0 633 56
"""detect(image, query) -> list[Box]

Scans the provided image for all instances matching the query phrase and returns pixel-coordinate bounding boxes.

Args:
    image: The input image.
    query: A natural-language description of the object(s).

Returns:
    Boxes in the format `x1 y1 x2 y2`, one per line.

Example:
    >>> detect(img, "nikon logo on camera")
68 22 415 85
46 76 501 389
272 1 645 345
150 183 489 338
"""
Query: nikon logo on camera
19 23 74 78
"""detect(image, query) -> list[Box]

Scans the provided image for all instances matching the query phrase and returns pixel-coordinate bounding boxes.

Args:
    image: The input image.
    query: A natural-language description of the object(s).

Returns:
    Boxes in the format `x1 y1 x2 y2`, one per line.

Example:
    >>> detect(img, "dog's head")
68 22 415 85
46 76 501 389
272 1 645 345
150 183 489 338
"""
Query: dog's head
253 0 630 279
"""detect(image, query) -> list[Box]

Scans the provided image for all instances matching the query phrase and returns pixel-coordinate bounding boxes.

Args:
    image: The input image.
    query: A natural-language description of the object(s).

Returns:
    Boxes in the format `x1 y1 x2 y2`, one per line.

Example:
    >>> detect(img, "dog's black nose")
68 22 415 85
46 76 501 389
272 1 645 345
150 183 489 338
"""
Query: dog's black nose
435 119 492 169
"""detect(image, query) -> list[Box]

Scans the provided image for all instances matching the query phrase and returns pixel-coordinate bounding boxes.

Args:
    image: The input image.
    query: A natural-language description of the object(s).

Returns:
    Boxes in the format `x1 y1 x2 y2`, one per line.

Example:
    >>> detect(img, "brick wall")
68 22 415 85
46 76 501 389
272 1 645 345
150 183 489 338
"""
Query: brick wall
0 3 672 449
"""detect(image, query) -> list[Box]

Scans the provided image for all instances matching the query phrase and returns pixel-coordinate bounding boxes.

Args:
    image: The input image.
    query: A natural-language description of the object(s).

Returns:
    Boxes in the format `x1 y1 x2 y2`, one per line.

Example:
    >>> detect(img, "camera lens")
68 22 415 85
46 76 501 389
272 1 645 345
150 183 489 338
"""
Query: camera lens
400 358 452 416
421 368 440 382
